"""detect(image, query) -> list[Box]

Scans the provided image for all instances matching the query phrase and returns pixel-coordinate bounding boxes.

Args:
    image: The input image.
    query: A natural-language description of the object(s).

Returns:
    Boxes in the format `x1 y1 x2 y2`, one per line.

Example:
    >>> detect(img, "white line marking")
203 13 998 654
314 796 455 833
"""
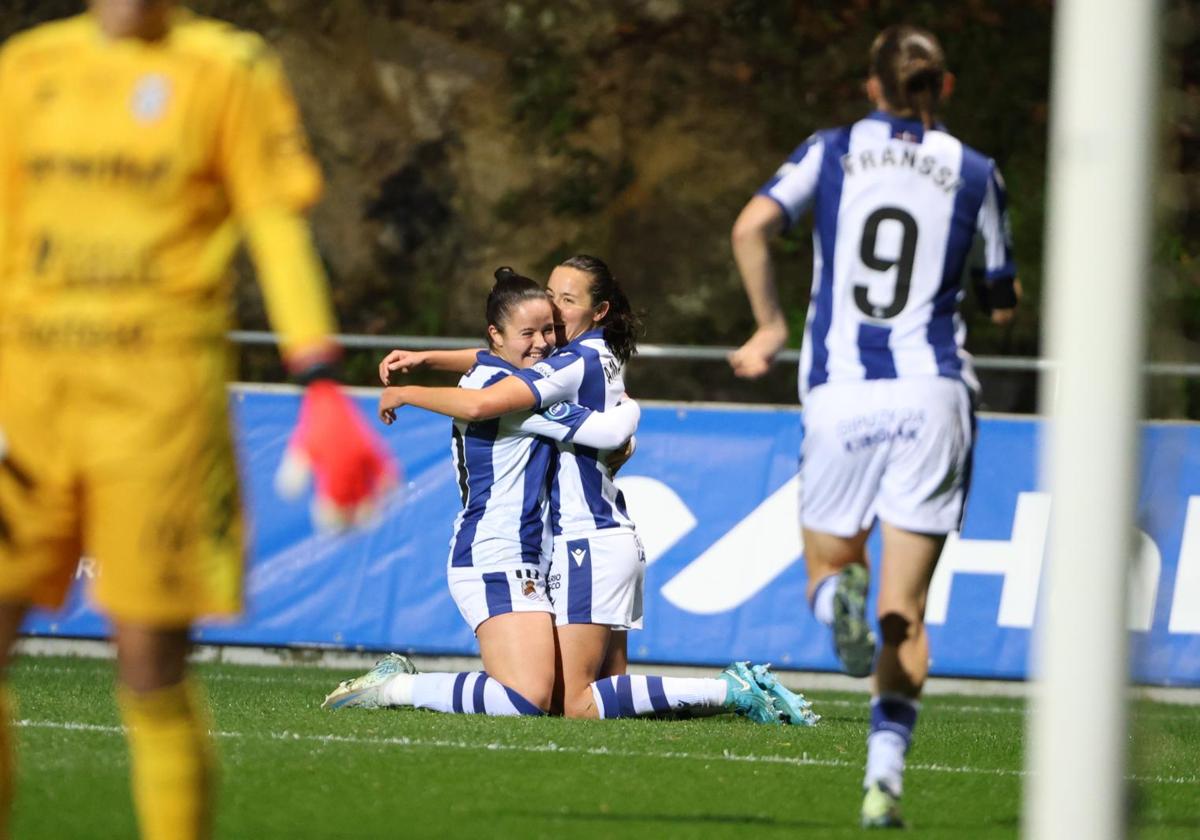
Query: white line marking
13 719 1197 786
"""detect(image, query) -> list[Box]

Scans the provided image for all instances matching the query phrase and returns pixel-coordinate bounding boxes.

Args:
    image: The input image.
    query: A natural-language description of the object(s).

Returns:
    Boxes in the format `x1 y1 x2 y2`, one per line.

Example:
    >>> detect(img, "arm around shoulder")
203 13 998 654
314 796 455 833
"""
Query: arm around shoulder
569 399 641 450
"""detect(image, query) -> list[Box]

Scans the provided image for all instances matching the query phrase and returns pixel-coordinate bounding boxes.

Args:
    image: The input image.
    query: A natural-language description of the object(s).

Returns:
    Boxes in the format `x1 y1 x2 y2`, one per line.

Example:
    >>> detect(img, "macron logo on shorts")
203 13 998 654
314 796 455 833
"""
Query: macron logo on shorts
572 546 588 567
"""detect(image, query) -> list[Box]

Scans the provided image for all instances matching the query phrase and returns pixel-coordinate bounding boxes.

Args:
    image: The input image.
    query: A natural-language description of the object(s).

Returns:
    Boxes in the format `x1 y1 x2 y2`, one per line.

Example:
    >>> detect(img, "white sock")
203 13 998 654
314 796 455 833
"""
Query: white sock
590 675 727 718
379 672 416 706
864 730 908 795
811 574 838 626
863 695 920 795
408 672 543 716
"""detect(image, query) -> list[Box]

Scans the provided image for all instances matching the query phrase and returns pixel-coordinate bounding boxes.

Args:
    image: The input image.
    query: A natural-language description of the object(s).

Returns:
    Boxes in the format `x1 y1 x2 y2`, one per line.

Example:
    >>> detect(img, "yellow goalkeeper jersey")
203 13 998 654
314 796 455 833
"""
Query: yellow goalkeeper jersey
0 9 330 353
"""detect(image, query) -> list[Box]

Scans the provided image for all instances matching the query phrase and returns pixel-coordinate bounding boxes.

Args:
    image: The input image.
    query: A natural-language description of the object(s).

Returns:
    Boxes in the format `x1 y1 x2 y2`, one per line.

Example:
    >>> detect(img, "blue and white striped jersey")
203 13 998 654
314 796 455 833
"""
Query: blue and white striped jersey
449 351 640 568
513 329 636 537
757 110 1016 398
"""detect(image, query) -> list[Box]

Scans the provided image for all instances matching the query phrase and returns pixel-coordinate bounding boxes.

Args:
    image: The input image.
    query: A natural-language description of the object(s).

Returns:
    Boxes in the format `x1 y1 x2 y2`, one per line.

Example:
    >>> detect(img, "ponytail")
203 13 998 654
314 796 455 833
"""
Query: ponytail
901 59 942 130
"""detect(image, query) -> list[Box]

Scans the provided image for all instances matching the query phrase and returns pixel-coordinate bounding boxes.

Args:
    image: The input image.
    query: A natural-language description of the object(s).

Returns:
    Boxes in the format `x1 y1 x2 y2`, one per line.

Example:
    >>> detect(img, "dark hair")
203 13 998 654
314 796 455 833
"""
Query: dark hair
869 25 946 130
486 266 547 346
558 254 642 365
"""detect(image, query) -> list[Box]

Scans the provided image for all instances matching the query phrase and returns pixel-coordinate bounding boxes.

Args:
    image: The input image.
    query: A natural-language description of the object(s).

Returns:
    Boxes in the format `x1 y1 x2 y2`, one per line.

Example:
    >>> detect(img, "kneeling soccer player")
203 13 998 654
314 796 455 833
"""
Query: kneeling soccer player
323 270 818 727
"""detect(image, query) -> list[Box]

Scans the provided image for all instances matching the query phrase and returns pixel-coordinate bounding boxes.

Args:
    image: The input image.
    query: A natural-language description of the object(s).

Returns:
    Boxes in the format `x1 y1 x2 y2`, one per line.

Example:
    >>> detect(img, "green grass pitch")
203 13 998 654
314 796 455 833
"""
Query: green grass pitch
6 655 1198 838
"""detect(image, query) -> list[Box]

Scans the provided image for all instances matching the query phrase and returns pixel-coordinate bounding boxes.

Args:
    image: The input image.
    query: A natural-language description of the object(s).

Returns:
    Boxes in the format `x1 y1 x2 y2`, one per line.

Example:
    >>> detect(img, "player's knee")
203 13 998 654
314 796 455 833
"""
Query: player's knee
516 679 554 714
562 687 600 719
488 669 554 713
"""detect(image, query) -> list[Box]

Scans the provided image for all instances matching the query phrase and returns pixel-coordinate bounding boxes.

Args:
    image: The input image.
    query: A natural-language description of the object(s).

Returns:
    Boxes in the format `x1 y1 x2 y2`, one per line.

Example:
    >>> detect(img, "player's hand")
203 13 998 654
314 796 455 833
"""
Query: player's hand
605 436 636 475
378 386 408 425
990 278 1022 326
378 350 428 386
275 381 396 531
729 324 787 379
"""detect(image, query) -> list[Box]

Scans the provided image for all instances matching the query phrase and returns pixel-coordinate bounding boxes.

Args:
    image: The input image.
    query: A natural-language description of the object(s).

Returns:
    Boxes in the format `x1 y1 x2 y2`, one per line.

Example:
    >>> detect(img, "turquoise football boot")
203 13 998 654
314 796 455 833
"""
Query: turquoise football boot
719 661 781 725
749 664 820 726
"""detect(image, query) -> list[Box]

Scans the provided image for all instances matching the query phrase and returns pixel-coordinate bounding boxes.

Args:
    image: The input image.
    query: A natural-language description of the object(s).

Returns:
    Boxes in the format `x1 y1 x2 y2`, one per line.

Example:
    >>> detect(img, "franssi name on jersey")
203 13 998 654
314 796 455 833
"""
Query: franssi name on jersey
757 111 1016 399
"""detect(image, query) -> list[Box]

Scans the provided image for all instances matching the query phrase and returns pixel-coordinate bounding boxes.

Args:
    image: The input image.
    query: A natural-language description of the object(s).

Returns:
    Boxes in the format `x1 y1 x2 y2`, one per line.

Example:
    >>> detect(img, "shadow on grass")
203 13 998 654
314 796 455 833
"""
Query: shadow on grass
494 808 830 830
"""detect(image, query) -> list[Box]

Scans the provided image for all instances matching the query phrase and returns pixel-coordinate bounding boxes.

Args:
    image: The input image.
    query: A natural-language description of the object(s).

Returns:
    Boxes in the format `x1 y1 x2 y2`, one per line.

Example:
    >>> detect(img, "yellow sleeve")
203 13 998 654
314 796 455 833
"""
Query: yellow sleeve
242 210 338 366
219 43 321 216
0 47 17 331
218 43 337 367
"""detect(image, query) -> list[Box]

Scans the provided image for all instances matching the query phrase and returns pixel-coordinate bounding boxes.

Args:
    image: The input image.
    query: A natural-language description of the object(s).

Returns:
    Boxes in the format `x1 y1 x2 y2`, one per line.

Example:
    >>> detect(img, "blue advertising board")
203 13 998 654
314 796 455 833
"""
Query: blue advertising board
23 387 1200 686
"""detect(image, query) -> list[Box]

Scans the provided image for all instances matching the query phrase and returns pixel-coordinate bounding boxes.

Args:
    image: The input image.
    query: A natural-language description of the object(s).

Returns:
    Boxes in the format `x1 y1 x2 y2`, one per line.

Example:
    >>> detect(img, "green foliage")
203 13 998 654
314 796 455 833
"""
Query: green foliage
508 45 585 146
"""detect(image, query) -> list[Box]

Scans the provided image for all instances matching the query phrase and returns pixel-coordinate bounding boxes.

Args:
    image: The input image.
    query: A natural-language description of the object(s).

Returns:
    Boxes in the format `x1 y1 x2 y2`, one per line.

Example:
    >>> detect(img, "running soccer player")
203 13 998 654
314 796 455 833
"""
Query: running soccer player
728 25 1018 828
0 3 391 838
327 267 814 725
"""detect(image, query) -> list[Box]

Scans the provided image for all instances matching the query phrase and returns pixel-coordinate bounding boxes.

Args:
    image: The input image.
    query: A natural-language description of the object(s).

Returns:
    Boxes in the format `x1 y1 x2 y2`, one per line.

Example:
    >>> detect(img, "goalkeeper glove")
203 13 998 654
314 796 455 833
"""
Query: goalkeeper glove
275 379 396 531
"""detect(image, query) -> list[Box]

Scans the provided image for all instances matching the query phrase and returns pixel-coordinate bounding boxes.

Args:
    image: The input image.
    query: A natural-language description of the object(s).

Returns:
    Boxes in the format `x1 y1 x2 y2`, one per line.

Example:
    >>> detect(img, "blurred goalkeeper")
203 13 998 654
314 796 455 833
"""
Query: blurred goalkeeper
0 1 392 838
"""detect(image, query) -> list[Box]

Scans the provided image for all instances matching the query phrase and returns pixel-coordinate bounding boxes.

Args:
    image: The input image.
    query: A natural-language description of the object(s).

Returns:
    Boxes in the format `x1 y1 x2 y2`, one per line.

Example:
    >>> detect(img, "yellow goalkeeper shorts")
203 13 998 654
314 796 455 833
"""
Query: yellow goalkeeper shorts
0 335 244 627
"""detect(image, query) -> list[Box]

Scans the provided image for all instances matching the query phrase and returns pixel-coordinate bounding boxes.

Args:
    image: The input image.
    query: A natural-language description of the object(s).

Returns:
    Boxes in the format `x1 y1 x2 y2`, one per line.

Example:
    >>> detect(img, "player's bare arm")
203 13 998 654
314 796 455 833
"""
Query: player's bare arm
730 195 789 378
379 375 536 425
377 347 480 386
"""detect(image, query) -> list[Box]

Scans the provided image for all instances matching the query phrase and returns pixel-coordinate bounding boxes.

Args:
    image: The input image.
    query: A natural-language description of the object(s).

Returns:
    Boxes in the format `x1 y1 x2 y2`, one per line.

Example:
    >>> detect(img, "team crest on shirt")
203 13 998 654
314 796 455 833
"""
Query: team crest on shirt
130 74 171 123
545 401 569 419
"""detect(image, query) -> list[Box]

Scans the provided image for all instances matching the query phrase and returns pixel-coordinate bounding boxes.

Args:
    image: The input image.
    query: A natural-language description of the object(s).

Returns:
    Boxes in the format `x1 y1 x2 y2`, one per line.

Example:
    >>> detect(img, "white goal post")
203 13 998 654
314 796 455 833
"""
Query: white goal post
1025 1 1160 838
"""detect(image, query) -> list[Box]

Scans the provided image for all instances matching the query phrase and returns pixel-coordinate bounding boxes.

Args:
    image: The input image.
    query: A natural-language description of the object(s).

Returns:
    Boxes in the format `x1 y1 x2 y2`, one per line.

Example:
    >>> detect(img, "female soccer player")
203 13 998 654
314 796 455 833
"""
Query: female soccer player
379 256 649 717
327 265 814 725
326 268 641 715
375 257 817 724
0 3 391 837
728 25 1018 828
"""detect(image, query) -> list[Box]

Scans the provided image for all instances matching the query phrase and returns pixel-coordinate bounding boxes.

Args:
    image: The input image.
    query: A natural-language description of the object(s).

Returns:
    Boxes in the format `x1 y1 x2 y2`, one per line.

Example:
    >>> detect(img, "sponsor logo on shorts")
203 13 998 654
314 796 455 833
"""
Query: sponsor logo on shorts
837 408 926 453
547 573 561 592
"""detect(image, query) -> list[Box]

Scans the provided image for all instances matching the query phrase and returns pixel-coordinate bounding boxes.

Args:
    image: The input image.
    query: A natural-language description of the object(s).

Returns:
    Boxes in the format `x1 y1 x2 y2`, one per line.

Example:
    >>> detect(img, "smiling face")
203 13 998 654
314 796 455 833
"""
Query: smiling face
89 0 173 40
546 265 610 343
488 297 557 368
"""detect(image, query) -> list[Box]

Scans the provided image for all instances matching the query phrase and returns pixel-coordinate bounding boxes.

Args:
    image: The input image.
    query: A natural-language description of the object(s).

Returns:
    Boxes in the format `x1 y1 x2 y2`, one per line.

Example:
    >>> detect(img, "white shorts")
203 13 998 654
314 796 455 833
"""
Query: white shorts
547 528 645 630
447 558 553 633
799 377 975 537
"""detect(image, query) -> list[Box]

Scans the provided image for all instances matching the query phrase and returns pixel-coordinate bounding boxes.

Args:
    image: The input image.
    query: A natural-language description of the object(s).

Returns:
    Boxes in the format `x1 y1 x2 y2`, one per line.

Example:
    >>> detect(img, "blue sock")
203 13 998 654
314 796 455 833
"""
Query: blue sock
590 675 726 718
409 672 544 716
865 695 919 795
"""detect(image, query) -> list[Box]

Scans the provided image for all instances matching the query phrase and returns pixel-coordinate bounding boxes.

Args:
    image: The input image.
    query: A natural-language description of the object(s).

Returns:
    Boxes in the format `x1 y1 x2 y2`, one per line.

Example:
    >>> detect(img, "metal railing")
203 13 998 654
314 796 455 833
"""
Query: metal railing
227 331 1200 378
